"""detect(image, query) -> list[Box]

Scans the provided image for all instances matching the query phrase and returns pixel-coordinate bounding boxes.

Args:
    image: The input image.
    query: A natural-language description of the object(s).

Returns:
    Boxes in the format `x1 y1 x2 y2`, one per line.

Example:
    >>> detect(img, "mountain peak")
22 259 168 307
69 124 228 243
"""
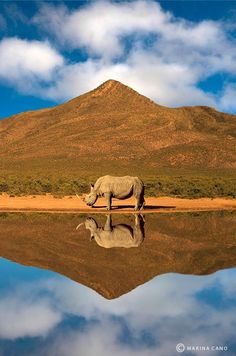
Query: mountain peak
90 79 157 109
101 79 121 87
62 78 158 113
91 79 130 97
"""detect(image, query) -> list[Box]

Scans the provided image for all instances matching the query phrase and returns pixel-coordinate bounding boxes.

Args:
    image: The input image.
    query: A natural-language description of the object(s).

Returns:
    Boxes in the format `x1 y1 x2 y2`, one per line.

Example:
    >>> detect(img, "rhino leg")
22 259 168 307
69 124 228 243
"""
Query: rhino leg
104 214 112 231
133 214 145 245
133 181 145 211
134 197 140 211
140 201 145 210
134 214 145 225
104 193 112 210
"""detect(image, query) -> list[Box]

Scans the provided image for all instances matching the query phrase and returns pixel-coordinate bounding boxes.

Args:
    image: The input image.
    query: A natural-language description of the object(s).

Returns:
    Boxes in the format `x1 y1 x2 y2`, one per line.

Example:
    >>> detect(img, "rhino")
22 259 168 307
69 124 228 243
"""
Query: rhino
82 175 145 211
77 214 145 249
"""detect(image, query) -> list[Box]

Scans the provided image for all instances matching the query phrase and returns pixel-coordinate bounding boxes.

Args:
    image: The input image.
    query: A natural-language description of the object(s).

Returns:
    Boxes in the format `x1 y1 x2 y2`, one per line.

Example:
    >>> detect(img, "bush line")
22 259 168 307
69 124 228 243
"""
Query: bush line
0 176 235 198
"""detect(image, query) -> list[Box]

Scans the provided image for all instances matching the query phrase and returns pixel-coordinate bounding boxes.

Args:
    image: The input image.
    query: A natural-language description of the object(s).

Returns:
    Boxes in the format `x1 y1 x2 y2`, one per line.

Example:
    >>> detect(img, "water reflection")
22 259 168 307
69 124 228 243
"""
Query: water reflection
0 211 235 299
77 214 145 248
0 259 235 355
0 211 236 354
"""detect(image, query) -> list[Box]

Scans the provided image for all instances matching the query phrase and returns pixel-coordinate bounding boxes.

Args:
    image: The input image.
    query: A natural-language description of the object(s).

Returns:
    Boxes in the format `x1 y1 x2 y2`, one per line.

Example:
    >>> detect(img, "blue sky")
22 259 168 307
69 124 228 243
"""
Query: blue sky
0 0 236 119
0 257 236 355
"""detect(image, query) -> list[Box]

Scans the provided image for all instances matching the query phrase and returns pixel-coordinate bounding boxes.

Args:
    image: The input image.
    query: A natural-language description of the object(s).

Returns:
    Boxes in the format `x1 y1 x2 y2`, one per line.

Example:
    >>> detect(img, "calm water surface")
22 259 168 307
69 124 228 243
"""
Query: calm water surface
0 211 235 355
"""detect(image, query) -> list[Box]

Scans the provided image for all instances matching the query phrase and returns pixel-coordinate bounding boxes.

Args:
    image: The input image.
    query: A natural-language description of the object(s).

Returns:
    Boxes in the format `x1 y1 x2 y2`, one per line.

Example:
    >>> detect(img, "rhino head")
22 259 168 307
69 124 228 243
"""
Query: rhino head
83 184 98 207
76 217 98 241
85 217 98 240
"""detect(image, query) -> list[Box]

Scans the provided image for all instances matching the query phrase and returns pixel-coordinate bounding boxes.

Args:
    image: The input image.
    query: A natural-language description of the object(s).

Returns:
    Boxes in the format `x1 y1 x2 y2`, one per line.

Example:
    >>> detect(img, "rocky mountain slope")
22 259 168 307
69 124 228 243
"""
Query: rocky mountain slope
1 79 236 176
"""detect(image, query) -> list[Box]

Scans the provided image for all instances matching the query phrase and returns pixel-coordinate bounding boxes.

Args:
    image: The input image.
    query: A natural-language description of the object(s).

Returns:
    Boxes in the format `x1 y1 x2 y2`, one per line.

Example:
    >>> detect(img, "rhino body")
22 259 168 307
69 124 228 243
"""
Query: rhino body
84 215 145 248
84 175 145 210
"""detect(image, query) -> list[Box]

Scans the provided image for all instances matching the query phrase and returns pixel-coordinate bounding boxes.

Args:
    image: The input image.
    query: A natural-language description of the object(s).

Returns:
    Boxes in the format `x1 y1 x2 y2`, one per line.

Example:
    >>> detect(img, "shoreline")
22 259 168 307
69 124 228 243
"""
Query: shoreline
0 194 236 214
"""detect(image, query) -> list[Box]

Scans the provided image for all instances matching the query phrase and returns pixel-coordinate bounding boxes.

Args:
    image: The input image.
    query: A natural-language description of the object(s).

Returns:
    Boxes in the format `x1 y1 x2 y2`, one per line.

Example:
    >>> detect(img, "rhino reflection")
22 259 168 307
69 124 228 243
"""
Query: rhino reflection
1 212 236 299
79 215 145 248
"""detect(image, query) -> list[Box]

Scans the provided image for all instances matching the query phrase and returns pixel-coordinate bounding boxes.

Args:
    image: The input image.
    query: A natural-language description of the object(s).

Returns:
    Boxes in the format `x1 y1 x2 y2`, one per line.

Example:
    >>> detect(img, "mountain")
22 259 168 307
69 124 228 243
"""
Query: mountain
0 212 235 299
0 79 236 180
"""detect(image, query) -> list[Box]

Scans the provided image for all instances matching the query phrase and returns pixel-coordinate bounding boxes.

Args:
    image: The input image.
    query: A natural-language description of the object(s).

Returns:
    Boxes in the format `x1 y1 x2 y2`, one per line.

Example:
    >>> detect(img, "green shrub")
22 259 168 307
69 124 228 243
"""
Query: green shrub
0 174 235 198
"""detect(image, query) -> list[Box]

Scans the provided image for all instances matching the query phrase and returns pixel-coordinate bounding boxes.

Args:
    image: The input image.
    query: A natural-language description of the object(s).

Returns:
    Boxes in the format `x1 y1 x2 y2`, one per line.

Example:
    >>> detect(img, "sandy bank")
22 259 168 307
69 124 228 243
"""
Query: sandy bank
0 194 235 214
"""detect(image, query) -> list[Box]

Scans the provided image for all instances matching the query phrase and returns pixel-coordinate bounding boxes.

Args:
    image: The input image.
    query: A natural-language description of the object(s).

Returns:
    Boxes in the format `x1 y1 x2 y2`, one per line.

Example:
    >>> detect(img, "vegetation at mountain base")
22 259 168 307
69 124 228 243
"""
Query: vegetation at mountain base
1 171 235 198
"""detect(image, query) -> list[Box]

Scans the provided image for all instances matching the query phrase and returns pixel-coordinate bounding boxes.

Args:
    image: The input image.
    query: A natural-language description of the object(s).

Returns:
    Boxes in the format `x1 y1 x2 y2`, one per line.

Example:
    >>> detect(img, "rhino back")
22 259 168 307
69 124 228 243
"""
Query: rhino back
95 175 141 198
94 226 138 248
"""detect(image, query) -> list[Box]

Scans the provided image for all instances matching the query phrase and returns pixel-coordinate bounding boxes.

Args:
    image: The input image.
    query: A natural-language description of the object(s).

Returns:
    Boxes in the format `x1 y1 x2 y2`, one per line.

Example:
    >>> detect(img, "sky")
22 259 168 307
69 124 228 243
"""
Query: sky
0 258 236 355
0 0 236 119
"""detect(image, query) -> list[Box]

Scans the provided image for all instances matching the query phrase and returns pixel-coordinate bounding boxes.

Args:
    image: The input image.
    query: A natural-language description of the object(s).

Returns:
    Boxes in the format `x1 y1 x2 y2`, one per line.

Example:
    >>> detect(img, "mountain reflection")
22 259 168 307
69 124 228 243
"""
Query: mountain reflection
77 214 145 248
0 260 235 355
0 211 235 299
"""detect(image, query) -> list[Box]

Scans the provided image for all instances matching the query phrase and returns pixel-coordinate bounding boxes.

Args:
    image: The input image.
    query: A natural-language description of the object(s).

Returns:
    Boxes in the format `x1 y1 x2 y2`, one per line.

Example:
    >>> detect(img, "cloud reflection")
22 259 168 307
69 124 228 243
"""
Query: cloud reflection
0 265 235 355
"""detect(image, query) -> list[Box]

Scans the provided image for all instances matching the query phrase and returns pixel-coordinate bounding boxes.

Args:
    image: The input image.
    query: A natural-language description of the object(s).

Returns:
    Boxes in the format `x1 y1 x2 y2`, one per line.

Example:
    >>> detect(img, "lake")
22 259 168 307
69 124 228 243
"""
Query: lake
0 211 235 355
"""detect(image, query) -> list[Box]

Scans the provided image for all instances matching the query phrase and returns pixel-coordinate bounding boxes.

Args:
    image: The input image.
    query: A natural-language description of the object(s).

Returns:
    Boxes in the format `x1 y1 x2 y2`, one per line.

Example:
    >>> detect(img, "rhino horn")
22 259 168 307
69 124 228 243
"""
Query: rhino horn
77 194 85 202
76 222 84 230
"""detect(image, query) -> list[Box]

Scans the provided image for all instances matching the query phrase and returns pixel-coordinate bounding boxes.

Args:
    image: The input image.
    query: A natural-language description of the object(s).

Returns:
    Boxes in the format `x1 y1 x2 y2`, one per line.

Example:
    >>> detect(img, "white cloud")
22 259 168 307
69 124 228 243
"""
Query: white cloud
0 268 235 356
46 272 231 330
33 1 231 60
32 270 236 356
0 289 62 339
33 1 168 58
31 0 236 110
41 55 215 107
40 322 156 356
219 84 236 112
0 37 63 91
0 1 235 111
